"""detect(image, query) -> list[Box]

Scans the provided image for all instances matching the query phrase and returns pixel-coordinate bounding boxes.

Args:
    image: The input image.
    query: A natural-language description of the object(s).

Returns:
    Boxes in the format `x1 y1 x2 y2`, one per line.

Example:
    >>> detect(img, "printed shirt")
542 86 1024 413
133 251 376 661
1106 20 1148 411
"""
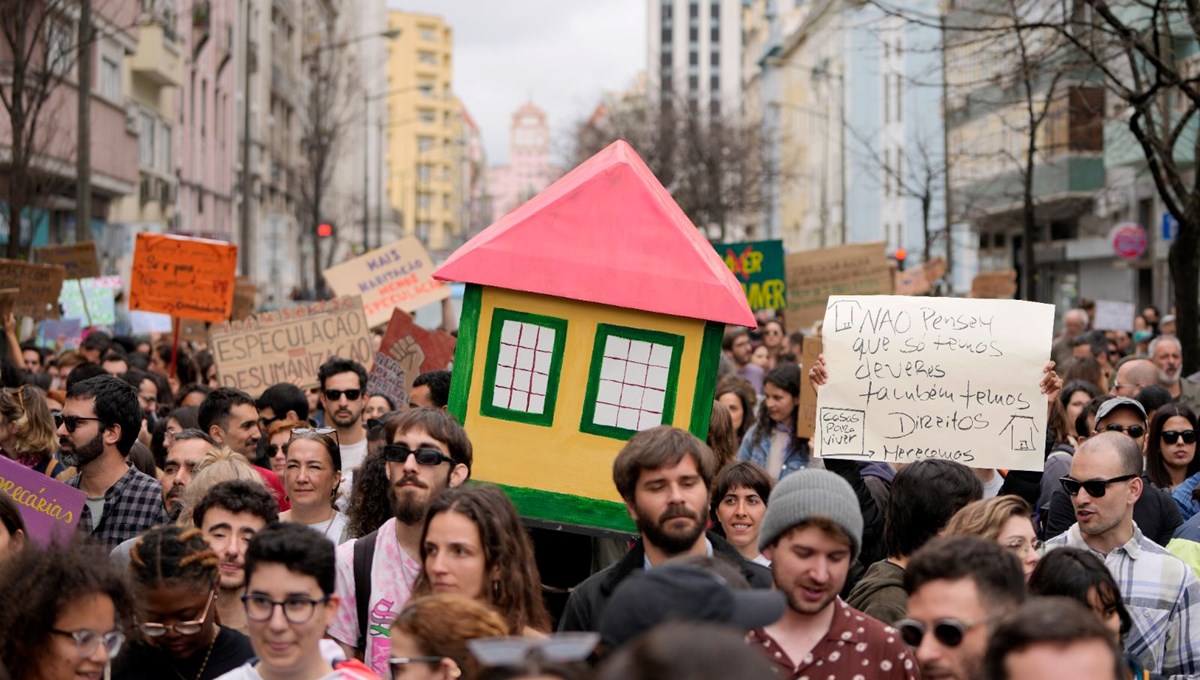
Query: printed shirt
68 465 168 549
328 517 420 678
1046 523 1200 678
748 599 920 680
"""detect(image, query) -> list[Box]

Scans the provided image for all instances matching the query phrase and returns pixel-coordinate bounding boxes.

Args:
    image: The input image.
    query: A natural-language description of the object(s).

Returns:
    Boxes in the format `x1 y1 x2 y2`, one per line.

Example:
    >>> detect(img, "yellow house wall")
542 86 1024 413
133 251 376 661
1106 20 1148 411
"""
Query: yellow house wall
462 287 707 504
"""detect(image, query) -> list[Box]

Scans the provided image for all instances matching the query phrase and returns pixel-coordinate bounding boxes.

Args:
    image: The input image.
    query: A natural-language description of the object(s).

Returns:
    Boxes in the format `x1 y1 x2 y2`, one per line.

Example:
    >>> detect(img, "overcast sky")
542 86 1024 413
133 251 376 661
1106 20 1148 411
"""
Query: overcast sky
387 0 646 166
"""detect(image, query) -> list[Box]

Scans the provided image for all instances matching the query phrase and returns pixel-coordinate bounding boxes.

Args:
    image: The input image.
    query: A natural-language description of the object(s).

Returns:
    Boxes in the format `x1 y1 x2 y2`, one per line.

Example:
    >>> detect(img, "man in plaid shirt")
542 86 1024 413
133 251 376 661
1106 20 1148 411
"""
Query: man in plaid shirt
1045 431 1200 679
60 375 167 548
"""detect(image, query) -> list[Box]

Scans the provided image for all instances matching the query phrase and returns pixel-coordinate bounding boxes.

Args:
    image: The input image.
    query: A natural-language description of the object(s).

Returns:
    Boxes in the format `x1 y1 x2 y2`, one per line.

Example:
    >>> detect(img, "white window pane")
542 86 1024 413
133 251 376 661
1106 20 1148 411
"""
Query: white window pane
629 341 651 363
617 408 641 430
594 402 618 427
495 366 514 388
643 389 665 412
517 323 538 348
647 366 670 390
493 388 511 409
513 369 532 392
497 344 516 367
600 358 624 381
515 347 534 370
531 372 548 395
597 379 622 405
528 394 546 414
638 410 664 430
621 385 645 408
649 344 673 368
536 328 555 351
605 336 630 359
535 350 552 371
510 391 529 411
624 362 648 385
501 320 520 344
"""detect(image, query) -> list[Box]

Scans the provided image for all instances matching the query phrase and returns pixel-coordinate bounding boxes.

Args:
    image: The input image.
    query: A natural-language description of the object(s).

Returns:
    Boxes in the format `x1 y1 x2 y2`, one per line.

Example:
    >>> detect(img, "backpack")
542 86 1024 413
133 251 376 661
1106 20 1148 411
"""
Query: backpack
351 529 379 656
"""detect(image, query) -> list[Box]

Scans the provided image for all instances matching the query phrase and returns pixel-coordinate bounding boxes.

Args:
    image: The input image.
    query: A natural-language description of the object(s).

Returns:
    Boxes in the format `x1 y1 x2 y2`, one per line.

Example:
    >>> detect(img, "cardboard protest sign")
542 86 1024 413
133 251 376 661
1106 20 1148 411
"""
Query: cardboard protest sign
797 336 823 439
324 236 450 328
179 318 209 345
208 296 374 397
36 318 82 349
232 277 257 321
815 295 1053 471
784 242 891 332
0 259 65 320
716 239 786 311
924 256 947 283
368 308 457 408
0 456 86 546
970 270 1018 299
34 242 100 279
893 265 932 296
58 277 118 325
0 288 16 320
129 233 238 322
1093 300 1136 333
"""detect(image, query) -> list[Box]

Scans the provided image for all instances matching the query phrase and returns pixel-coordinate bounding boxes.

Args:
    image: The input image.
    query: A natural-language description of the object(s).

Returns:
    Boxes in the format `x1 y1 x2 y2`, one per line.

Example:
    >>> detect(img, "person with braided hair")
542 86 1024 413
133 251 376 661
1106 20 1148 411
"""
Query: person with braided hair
112 525 254 680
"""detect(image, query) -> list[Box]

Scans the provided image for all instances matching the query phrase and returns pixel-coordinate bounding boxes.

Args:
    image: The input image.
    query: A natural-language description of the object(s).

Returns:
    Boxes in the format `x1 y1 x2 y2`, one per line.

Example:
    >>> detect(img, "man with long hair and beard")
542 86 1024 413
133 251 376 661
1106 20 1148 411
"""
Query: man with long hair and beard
559 426 773 632
327 408 471 677
60 375 167 548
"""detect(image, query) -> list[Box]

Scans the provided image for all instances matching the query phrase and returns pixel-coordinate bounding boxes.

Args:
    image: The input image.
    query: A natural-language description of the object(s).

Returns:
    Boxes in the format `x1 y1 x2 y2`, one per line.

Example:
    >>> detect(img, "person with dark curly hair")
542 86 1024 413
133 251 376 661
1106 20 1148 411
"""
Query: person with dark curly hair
113 525 254 679
343 448 392 540
0 540 135 680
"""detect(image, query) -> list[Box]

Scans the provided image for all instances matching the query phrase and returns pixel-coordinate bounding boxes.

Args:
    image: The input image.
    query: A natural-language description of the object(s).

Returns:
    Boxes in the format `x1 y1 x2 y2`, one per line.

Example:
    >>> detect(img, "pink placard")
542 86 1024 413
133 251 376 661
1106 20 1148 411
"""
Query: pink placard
0 456 86 546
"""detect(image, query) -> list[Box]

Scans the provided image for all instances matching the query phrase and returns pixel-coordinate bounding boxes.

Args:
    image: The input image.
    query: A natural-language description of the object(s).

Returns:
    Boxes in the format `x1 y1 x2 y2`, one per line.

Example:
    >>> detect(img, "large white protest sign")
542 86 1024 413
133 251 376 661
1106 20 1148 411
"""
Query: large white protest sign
1093 300 1136 333
816 295 1054 471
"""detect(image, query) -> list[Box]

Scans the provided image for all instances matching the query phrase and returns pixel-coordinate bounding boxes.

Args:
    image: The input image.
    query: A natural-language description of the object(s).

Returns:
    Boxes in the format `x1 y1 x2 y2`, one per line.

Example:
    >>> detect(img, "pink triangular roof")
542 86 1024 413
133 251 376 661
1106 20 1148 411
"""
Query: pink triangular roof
434 140 755 327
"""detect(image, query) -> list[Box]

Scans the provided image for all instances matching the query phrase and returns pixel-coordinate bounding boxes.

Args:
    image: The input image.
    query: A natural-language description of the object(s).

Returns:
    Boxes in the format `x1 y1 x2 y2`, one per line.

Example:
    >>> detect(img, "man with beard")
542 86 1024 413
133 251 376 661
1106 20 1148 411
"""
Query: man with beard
1150 335 1200 412
747 468 918 678
328 408 471 676
1045 432 1200 678
318 358 369 507
60 374 167 548
161 429 218 518
558 426 772 633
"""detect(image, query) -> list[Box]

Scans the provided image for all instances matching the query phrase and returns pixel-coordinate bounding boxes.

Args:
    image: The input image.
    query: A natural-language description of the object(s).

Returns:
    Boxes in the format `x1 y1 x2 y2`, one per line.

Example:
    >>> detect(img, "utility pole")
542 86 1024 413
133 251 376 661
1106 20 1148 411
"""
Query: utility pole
940 14 954 289
240 0 254 277
362 90 370 252
75 0 92 242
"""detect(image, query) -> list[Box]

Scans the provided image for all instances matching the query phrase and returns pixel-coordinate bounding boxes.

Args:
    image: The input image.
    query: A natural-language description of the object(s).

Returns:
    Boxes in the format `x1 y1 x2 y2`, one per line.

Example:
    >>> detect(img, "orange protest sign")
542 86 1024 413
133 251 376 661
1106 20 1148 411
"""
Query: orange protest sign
129 234 238 322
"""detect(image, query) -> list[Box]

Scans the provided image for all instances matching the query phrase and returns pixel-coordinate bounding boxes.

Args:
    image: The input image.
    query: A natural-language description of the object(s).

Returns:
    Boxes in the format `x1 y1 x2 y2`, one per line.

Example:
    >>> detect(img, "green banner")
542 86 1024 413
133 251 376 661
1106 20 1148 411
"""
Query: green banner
714 239 786 311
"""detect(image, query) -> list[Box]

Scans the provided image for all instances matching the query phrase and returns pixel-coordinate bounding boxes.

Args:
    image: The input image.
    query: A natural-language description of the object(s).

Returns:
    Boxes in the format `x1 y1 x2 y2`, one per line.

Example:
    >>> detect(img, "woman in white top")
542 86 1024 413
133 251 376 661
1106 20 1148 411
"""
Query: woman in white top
279 428 350 545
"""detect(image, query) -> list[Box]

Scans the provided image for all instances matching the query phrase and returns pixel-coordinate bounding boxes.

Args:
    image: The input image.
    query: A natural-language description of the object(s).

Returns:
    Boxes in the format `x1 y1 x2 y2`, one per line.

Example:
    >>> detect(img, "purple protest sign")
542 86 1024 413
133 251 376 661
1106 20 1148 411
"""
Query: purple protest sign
0 456 85 546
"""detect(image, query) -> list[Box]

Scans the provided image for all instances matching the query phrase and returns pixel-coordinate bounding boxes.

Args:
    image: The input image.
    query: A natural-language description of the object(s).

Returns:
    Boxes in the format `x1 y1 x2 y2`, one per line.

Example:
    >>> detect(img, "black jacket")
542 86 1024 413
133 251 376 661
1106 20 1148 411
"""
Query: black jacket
557 531 772 632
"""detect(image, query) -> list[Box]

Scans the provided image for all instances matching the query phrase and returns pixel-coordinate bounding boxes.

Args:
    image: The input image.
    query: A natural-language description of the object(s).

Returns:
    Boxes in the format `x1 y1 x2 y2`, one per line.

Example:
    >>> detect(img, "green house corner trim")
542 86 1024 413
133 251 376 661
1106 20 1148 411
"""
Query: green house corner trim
579 323 685 441
478 308 569 427
688 321 725 439
448 283 483 424
488 483 636 534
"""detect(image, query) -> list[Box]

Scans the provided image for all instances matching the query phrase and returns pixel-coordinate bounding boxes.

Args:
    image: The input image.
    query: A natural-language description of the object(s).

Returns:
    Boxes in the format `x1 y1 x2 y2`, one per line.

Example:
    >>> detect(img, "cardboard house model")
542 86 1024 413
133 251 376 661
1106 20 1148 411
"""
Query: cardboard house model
433 140 755 534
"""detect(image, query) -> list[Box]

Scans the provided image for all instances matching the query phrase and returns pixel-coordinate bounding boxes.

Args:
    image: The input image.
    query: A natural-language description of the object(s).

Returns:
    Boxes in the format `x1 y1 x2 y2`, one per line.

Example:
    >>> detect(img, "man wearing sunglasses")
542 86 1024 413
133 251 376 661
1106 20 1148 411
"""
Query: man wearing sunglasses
329 408 472 677
1044 431 1200 679
59 375 167 548
1043 397 1183 546
901 536 1026 680
318 358 370 480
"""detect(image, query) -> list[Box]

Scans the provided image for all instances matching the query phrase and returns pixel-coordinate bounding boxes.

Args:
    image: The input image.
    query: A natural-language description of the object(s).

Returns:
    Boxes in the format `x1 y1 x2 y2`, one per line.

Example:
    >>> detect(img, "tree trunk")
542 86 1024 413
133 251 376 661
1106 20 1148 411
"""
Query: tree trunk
922 192 932 265
1173 202 1200 375
1021 139 1038 301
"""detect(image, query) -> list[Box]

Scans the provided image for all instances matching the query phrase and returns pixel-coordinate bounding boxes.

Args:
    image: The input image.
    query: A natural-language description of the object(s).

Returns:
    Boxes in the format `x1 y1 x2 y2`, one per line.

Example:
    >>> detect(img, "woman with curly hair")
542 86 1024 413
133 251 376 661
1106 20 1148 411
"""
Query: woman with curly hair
389 594 510 680
0 385 62 477
713 375 756 442
113 524 254 679
0 540 135 680
414 485 551 636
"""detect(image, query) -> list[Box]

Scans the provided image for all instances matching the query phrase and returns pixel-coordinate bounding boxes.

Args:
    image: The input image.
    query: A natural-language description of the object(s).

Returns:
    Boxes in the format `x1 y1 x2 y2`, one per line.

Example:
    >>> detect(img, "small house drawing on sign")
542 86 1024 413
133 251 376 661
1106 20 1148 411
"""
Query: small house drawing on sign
433 140 755 534
1000 415 1039 452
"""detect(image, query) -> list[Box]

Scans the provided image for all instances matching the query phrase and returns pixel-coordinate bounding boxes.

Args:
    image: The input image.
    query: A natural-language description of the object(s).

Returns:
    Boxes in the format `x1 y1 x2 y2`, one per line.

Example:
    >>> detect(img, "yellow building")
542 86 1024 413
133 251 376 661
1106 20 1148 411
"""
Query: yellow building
384 11 461 253
433 141 754 533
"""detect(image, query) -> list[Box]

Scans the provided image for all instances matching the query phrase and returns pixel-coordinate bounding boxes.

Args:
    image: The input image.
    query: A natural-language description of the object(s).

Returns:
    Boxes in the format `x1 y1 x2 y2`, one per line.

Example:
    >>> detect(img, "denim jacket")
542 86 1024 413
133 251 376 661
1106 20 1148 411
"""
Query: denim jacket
737 423 820 479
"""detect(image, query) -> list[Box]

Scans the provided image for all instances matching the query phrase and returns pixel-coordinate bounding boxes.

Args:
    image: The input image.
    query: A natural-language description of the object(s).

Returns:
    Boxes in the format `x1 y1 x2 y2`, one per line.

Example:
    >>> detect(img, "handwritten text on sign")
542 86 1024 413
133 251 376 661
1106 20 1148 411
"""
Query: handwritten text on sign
0 456 85 546
0 259 65 320
816 295 1053 471
324 236 449 328
208 296 374 397
129 233 238 322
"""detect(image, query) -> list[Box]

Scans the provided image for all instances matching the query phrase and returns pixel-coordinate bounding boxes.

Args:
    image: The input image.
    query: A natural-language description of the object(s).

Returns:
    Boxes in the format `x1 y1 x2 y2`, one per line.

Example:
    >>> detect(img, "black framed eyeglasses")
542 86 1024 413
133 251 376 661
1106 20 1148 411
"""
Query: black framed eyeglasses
1100 423 1145 439
50 628 125 657
1162 429 1197 445
139 591 214 637
54 413 104 432
895 617 990 649
382 443 454 466
241 593 329 624
323 389 362 402
1059 474 1138 498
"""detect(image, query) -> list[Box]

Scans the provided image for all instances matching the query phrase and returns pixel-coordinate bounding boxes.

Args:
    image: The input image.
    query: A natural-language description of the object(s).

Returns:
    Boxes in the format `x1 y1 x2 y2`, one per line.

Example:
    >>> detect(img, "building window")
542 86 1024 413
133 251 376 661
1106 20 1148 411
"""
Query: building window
689 27 698 42
480 309 568 426
689 1 699 18
689 50 698 66
418 136 434 152
419 109 436 123
419 27 436 41
580 324 684 440
418 51 437 65
139 111 155 168
159 122 172 172
99 56 120 100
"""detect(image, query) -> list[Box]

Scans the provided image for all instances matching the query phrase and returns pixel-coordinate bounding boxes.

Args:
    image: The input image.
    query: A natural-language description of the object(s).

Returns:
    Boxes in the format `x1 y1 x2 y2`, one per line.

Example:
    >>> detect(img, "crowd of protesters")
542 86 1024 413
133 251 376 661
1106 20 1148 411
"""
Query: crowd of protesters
0 298 1198 680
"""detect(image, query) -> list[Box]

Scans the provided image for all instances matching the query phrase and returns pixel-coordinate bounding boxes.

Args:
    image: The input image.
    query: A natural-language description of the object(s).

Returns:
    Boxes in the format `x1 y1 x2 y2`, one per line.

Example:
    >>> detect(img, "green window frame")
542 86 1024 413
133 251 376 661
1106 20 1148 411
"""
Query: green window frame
479 308 568 427
580 324 684 440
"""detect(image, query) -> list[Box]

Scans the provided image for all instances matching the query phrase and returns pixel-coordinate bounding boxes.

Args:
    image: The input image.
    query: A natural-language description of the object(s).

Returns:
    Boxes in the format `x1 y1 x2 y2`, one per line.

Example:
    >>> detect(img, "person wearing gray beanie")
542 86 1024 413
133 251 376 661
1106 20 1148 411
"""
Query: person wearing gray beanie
758 467 864 559
749 467 918 679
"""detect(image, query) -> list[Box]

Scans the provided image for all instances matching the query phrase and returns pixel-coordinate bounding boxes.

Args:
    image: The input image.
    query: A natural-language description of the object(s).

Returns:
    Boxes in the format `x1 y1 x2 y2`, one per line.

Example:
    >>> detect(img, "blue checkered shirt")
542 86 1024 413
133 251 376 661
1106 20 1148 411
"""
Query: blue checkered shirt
68 465 168 549
1046 523 1200 679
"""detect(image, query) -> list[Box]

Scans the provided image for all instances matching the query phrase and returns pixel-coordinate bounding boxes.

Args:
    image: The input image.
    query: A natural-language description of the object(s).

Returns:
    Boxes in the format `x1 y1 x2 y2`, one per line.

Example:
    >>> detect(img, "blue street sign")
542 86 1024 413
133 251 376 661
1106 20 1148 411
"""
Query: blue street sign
1163 212 1179 241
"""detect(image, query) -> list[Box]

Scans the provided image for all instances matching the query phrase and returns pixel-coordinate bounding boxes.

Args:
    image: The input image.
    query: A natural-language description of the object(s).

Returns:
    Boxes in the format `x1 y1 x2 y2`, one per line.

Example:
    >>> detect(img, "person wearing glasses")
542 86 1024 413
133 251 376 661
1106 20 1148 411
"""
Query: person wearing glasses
745 469 918 679
329 408 472 677
215 523 375 680
0 541 134 680
1144 403 1200 490
900 535 1026 680
1044 431 1200 678
317 359 370 477
943 496 1041 580
59 375 168 548
279 428 350 545
114 525 255 680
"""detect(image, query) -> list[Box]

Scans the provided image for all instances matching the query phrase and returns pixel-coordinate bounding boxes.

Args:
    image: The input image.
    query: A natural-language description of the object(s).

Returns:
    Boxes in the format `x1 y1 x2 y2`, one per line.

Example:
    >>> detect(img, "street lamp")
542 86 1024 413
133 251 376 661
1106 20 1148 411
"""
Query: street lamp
362 84 427 251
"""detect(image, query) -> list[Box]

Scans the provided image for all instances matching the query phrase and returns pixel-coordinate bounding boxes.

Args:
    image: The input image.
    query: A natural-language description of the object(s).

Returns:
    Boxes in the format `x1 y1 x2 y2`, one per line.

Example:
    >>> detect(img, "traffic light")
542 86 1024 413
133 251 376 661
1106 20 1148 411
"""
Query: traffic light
894 248 907 272
317 222 334 238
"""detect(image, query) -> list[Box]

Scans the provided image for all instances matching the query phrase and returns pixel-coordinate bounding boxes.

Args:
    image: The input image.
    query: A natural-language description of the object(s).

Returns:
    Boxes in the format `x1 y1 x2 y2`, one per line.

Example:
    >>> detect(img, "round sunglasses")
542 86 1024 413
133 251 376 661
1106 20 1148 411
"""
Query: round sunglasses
895 617 990 648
